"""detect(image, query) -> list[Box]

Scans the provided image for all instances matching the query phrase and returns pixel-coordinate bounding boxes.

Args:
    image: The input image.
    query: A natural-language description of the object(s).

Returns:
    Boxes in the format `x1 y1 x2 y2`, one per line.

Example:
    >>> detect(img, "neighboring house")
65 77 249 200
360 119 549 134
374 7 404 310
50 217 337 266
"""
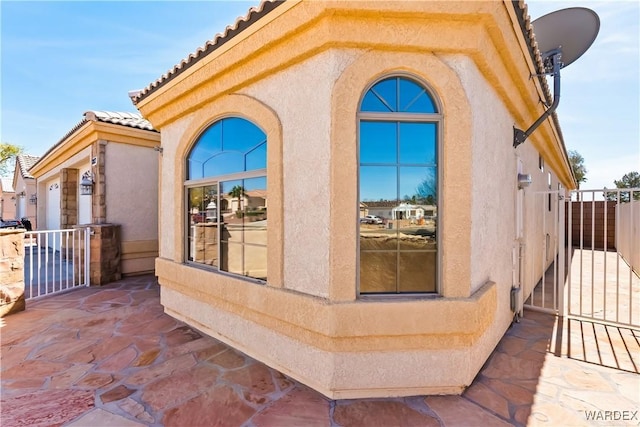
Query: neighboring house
28 111 161 275
11 154 40 228
358 202 368 218
361 200 395 220
131 1 576 398
220 189 267 215
392 203 425 221
0 177 16 220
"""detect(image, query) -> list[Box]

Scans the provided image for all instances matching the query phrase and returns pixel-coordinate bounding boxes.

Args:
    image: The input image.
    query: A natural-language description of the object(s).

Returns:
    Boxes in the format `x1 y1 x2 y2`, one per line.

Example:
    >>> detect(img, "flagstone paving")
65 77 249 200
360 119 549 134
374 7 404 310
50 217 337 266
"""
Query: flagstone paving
1 275 638 426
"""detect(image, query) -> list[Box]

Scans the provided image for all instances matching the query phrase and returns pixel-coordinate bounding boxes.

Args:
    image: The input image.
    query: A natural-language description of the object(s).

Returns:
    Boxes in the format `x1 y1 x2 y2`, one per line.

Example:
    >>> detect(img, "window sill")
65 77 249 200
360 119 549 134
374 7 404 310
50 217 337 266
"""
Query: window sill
183 261 267 286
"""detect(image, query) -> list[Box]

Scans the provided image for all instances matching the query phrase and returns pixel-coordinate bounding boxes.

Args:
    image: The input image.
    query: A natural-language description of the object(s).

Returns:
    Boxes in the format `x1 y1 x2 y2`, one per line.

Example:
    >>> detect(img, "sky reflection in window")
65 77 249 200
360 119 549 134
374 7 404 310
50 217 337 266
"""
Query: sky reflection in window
188 117 266 180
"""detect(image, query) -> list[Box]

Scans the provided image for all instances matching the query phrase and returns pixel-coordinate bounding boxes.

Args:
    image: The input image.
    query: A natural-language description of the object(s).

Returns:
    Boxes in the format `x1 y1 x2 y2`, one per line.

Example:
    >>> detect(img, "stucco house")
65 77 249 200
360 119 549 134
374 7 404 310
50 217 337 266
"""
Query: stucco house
10 154 40 229
0 178 17 221
131 1 574 398
28 111 161 276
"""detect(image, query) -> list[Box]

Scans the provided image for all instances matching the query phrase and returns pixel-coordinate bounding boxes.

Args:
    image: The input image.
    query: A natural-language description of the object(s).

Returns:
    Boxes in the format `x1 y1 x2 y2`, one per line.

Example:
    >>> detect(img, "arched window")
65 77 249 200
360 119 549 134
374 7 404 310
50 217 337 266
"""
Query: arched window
358 76 440 294
186 117 267 281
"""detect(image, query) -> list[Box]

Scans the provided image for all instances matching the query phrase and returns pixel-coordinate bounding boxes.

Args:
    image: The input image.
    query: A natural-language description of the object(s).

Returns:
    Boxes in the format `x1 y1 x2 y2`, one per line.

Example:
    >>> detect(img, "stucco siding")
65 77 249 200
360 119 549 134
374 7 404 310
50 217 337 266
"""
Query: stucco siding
1 192 17 220
105 143 159 274
158 119 190 262
441 55 518 373
443 55 516 296
105 143 158 242
517 141 562 301
243 49 358 298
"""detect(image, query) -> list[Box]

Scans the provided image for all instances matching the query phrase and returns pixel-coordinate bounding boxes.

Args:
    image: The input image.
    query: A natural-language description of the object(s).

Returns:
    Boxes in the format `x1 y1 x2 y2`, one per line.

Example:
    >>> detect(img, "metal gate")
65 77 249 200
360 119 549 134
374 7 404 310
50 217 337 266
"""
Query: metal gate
525 188 639 329
24 228 91 299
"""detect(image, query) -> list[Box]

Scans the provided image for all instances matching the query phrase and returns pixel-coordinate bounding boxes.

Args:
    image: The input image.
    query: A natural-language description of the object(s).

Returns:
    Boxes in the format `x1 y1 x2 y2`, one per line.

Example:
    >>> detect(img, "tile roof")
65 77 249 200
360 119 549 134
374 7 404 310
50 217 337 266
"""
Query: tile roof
57 111 157 146
30 111 157 172
362 201 397 208
133 1 551 108
1 177 14 192
130 0 570 181
85 111 156 131
512 0 569 178
512 1 555 119
131 0 283 105
17 154 40 179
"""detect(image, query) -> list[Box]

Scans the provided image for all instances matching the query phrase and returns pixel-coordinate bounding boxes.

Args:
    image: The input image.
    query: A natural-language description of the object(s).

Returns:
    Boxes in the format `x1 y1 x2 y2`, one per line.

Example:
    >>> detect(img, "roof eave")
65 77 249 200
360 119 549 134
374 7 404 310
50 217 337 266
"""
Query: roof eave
132 0 286 106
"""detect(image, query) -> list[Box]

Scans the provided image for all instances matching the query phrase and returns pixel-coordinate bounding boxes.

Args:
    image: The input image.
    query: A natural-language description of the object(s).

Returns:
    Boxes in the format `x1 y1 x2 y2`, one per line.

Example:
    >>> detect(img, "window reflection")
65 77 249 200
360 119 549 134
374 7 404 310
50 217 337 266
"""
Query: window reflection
399 123 436 164
219 178 268 280
361 77 437 114
399 252 436 292
360 121 396 164
188 185 219 267
188 117 267 180
360 252 397 293
359 76 438 294
186 117 267 282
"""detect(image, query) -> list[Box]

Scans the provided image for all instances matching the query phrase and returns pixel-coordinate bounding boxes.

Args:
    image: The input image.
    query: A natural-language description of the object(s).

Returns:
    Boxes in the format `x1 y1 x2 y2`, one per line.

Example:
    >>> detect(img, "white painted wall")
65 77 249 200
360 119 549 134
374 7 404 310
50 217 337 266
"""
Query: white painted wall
46 179 60 230
16 196 26 221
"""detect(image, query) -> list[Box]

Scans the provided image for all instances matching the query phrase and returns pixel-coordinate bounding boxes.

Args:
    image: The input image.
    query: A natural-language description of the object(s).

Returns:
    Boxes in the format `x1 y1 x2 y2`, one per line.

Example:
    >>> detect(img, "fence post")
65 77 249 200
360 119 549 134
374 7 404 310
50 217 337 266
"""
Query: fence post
558 189 565 317
85 227 91 287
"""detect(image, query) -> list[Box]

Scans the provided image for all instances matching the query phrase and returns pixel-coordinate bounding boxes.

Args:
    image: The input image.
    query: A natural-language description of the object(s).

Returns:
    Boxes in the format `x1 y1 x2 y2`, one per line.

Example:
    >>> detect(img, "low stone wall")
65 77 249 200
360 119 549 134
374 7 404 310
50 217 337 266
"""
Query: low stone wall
0 229 25 317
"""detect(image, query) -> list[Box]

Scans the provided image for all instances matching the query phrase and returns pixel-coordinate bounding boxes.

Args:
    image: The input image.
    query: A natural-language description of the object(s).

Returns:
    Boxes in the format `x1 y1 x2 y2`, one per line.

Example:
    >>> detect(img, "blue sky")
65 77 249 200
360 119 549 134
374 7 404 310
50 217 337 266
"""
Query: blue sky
1 1 638 190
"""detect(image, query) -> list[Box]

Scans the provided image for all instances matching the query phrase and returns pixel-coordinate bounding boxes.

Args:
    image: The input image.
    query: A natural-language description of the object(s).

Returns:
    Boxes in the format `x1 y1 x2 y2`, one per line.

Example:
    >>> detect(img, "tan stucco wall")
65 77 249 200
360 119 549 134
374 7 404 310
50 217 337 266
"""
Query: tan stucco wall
138 0 572 398
517 142 563 300
157 260 497 397
105 143 159 275
0 191 17 220
243 49 357 298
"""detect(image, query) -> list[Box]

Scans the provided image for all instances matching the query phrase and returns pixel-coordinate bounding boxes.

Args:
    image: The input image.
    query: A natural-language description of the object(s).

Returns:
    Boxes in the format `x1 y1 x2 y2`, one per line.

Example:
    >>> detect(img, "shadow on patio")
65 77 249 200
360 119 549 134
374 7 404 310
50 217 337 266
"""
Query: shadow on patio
2 275 638 426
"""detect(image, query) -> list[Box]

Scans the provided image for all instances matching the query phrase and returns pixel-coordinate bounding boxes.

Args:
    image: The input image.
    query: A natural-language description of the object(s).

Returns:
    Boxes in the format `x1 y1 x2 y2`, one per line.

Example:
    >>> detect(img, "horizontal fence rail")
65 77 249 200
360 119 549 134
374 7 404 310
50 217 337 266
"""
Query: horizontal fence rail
24 228 90 300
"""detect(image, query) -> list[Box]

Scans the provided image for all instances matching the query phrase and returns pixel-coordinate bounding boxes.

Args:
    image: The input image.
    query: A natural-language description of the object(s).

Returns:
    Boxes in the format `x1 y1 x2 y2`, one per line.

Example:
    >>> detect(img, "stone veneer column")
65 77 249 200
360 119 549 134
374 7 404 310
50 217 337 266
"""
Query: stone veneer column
0 230 25 317
91 141 107 224
75 224 121 286
61 168 79 229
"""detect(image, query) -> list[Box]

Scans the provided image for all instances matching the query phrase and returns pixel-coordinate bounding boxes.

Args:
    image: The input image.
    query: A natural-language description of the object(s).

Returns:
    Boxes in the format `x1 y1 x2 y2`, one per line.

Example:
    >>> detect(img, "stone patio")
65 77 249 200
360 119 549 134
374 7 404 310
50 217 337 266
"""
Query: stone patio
1 275 638 426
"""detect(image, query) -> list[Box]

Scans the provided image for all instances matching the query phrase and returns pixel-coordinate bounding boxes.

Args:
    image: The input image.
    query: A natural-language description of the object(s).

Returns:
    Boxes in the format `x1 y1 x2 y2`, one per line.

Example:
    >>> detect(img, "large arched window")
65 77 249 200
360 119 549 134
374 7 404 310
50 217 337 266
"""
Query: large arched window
186 117 267 281
358 76 440 294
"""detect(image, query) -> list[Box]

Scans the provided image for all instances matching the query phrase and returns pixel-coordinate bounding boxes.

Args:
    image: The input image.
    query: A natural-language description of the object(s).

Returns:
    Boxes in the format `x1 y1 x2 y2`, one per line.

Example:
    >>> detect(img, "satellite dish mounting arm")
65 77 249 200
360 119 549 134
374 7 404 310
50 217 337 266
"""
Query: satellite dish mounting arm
513 49 562 148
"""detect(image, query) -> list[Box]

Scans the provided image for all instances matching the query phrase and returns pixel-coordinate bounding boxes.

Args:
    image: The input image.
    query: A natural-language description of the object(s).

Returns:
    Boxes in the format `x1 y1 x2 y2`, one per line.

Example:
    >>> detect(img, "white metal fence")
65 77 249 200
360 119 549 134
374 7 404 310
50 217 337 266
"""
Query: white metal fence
24 228 90 300
525 188 640 329
567 189 639 328
524 189 565 315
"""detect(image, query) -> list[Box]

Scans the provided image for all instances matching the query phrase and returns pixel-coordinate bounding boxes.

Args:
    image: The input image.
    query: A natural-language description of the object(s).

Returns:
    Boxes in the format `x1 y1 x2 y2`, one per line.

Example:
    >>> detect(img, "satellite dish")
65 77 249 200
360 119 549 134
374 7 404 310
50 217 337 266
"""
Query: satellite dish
533 7 600 70
513 7 600 148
